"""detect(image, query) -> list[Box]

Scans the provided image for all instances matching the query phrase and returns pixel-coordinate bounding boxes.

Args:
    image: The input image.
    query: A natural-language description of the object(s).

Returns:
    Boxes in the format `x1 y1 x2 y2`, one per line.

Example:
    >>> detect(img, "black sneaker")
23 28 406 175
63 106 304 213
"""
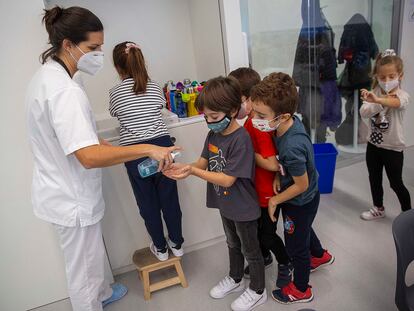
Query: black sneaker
244 254 273 278
276 263 293 288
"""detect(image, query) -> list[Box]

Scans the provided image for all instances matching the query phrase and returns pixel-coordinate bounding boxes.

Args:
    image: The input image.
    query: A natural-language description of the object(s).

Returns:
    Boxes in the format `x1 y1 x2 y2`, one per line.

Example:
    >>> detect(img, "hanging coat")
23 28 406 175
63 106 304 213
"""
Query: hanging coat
338 13 379 90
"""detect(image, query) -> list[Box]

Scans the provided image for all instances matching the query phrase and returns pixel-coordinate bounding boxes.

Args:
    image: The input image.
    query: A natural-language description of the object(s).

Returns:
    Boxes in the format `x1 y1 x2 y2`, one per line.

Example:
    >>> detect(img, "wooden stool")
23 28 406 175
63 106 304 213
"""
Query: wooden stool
132 247 188 300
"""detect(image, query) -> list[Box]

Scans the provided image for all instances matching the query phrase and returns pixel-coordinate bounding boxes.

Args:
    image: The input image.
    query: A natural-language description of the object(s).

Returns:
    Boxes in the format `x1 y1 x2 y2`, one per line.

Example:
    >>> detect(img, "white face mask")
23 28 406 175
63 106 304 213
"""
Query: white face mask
252 115 283 132
69 45 104 76
378 78 399 94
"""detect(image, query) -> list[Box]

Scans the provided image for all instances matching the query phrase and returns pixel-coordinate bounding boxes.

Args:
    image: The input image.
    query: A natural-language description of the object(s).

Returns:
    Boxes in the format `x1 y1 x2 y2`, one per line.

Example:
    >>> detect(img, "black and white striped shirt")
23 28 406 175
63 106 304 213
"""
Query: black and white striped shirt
109 79 169 146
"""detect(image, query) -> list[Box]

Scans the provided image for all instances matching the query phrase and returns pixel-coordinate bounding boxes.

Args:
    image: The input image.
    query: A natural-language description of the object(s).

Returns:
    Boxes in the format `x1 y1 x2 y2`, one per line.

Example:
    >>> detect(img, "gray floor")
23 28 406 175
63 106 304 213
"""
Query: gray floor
34 147 414 311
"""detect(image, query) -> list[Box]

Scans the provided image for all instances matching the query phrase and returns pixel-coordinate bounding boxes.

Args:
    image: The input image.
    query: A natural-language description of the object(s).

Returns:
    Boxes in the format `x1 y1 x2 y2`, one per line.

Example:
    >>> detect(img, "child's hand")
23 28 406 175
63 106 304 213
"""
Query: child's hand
162 163 192 180
268 196 279 222
360 89 379 103
273 174 281 194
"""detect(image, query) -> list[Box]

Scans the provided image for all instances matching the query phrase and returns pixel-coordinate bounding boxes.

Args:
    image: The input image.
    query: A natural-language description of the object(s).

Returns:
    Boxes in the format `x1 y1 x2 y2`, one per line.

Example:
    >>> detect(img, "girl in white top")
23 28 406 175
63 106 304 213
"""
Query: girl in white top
359 49 411 220
26 6 178 311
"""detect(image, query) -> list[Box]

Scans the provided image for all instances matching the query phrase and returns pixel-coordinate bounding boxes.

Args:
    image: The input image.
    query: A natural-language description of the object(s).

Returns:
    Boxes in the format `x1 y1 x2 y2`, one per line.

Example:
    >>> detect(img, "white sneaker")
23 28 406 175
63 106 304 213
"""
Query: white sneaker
231 288 267 311
209 276 245 299
361 207 385 221
149 242 169 261
167 238 184 257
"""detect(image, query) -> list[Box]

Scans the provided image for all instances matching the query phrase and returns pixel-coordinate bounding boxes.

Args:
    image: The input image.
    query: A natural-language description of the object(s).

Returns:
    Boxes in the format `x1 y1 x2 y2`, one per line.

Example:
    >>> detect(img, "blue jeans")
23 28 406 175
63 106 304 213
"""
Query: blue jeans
124 135 184 249
280 192 324 292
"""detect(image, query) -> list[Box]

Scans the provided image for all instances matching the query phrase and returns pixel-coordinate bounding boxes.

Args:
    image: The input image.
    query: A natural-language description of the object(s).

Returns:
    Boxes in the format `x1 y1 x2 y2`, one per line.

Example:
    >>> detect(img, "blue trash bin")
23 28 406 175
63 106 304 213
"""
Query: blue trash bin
313 143 338 194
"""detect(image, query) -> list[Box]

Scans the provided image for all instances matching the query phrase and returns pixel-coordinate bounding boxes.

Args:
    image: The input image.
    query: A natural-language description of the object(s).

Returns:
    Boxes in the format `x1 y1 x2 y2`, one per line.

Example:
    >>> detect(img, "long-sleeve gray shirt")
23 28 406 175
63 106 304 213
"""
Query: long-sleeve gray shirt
360 87 409 152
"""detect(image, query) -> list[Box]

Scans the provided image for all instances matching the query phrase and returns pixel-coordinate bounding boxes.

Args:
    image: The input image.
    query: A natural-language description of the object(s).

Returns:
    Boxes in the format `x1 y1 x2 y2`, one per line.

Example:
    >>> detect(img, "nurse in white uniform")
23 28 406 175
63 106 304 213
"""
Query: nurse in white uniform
25 6 178 311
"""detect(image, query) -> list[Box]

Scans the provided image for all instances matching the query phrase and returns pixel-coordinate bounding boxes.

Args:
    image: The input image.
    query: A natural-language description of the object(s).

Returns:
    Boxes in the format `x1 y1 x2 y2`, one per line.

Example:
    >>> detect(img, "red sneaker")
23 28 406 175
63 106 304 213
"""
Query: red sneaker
311 250 335 272
271 282 313 304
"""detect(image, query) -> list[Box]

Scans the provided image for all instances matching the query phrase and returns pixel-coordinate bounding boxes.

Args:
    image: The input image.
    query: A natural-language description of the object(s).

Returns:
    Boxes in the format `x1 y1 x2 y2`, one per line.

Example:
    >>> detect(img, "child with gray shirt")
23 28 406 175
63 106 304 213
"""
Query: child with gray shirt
163 77 266 311
360 49 411 220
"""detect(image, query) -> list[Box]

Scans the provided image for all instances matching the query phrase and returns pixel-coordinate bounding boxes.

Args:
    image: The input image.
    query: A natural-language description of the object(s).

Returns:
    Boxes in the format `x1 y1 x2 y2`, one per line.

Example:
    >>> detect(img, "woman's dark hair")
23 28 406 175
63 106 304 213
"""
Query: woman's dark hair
41 6 103 64
250 72 298 116
195 76 241 115
113 42 149 95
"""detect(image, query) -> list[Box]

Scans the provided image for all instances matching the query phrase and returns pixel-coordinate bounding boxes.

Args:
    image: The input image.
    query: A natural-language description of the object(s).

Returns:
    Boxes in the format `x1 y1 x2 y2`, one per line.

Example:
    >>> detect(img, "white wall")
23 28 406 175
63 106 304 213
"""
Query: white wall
400 0 414 147
189 0 226 81
47 0 199 119
219 0 249 72
48 0 227 120
0 1 70 310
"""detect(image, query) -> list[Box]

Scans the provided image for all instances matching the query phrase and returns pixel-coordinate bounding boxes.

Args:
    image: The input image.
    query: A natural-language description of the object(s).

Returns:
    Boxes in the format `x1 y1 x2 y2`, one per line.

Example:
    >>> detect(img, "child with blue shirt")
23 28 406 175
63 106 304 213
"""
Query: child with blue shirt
250 72 334 304
164 76 266 311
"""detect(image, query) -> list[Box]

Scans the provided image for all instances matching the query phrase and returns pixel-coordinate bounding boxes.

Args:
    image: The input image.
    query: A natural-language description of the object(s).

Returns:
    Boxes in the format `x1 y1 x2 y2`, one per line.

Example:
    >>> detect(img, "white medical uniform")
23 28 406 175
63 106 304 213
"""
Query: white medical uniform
26 60 112 311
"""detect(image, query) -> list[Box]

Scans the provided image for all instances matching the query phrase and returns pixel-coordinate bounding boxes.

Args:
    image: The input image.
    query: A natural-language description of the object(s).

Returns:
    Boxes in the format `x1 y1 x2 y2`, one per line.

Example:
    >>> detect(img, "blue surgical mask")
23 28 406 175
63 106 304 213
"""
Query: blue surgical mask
206 115 231 133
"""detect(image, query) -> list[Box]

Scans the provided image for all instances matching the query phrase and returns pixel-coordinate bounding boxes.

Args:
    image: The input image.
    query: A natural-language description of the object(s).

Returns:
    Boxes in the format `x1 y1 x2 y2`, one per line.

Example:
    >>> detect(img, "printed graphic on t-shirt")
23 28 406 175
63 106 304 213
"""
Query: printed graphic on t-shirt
370 110 391 145
208 144 228 196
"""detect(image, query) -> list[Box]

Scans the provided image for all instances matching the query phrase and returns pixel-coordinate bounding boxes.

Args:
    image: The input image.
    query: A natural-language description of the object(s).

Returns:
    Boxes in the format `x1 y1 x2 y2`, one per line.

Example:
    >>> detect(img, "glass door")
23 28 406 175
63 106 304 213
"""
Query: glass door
240 0 400 164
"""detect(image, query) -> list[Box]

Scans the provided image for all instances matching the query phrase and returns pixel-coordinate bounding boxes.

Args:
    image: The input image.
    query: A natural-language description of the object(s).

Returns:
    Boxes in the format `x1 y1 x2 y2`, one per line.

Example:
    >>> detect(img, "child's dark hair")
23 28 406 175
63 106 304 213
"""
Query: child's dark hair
250 72 298 116
41 6 103 64
113 41 149 95
195 76 241 116
228 67 261 98
372 51 404 89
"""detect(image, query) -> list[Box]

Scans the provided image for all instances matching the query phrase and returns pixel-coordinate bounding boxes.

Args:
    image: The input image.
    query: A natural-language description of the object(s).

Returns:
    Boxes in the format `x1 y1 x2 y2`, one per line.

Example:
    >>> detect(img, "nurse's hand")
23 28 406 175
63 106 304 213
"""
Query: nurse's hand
149 146 181 171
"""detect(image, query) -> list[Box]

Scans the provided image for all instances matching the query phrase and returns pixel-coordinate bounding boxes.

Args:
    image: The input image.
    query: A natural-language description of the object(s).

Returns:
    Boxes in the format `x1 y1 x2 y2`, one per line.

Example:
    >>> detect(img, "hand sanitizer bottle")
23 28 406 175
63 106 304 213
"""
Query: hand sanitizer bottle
138 151 181 178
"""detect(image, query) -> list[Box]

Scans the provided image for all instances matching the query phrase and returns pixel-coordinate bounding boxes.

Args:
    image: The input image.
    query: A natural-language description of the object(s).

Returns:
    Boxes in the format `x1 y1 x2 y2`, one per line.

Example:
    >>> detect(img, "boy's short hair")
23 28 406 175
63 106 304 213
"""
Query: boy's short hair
195 76 241 115
228 67 261 98
250 72 298 116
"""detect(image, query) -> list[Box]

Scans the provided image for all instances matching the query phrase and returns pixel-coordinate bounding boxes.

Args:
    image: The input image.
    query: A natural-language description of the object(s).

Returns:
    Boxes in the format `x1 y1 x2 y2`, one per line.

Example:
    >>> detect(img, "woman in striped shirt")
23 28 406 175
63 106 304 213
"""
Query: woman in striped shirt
109 42 184 261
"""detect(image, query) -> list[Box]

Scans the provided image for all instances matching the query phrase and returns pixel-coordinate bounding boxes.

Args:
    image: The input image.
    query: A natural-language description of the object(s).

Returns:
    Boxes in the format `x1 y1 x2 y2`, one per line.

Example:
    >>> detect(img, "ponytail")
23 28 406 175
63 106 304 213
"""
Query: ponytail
127 48 149 94
41 6 64 63
113 41 149 95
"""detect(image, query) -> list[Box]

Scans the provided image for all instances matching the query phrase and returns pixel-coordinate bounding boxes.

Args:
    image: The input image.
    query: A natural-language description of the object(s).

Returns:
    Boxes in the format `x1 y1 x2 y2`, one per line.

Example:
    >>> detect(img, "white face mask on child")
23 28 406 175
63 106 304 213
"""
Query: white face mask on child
378 78 399 94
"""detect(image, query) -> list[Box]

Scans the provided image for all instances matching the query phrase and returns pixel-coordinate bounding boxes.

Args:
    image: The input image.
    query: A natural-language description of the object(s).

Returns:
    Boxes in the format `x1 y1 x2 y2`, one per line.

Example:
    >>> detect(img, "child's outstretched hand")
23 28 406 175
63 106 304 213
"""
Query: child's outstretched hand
360 89 379 103
162 163 192 180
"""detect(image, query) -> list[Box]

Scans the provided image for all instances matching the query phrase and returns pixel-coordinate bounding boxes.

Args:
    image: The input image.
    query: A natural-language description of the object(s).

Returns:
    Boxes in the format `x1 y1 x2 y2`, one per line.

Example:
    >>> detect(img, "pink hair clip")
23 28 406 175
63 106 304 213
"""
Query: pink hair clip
125 42 140 54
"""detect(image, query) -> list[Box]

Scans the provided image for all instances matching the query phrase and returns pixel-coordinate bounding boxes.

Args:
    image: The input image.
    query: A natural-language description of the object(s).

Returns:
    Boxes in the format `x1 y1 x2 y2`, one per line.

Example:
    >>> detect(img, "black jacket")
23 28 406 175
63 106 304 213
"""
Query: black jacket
338 13 378 89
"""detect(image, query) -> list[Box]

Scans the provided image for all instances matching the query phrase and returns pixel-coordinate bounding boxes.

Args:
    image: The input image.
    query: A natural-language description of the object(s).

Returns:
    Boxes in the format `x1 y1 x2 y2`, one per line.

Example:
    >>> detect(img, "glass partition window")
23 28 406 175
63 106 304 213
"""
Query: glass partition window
240 0 397 162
